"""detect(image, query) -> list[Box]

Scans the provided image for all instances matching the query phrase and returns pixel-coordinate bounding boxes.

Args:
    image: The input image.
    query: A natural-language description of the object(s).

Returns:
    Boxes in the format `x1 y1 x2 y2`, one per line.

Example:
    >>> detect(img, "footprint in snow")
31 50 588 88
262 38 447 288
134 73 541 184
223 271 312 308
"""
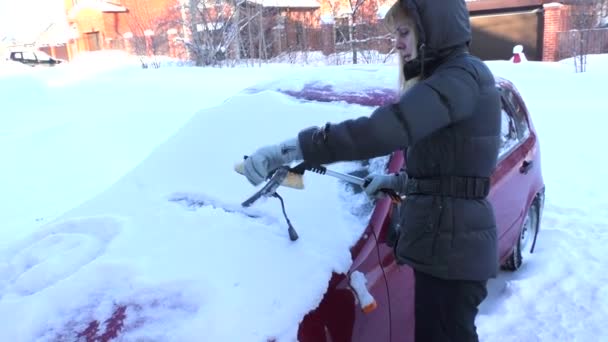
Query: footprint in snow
1 216 124 297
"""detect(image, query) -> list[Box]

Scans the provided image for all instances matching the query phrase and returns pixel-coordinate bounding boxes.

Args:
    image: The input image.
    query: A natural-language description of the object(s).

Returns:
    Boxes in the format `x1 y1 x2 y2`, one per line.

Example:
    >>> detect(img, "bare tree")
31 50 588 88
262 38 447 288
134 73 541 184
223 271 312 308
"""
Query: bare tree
184 0 234 66
567 0 607 72
326 0 393 64
327 0 366 64
123 0 396 66
177 0 270 66
125 0 182 68
234 1 277 66
258 5 267 64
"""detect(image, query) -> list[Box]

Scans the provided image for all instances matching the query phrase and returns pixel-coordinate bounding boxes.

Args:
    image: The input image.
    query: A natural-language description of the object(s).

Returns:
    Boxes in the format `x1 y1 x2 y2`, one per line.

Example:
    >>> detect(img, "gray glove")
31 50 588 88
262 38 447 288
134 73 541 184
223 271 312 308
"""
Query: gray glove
243 137 303 185
363 172 409 198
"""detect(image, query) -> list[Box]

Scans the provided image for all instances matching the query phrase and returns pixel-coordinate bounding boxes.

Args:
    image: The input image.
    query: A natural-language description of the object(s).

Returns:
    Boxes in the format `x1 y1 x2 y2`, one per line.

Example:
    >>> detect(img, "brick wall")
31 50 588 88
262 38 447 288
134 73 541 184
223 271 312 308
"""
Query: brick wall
39 45 70 60
541 1 608 62
67 0 183 57
101 12 130 40
542 2 569 61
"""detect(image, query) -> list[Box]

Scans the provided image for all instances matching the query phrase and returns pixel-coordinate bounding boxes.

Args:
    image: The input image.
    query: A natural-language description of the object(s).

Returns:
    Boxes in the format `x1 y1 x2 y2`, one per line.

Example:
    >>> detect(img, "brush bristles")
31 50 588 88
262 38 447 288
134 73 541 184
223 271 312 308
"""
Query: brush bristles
234 162 246 175
283 173 305 189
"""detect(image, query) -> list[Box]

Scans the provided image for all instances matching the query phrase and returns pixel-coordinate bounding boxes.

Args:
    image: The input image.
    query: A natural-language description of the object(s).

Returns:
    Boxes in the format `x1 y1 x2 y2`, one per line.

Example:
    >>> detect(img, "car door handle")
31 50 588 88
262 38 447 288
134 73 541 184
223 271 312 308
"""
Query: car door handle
520 160 533 174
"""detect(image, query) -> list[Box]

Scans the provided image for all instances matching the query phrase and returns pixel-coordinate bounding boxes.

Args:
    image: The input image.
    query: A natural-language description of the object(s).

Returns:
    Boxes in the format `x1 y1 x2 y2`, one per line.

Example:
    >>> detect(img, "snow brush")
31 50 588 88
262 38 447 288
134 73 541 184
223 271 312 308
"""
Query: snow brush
234 158 301 241
234 160 401 201
234 159 402 241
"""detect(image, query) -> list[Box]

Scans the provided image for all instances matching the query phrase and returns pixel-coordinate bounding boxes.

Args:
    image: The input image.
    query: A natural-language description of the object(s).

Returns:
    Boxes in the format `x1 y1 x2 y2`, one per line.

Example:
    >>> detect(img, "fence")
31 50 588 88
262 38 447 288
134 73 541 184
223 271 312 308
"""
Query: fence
557 28 608 59
238 20 392 61
64 19 394 65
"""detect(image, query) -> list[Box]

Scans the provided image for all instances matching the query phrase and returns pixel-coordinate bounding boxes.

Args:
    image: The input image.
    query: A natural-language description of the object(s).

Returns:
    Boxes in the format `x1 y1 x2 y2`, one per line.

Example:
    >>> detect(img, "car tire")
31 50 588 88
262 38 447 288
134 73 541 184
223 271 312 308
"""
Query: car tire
502 200 539 271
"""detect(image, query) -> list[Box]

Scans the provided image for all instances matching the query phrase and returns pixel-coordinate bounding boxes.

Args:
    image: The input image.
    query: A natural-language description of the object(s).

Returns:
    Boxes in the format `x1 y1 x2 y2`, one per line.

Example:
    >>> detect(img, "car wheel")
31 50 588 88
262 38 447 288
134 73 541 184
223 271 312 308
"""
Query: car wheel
502 201 539 271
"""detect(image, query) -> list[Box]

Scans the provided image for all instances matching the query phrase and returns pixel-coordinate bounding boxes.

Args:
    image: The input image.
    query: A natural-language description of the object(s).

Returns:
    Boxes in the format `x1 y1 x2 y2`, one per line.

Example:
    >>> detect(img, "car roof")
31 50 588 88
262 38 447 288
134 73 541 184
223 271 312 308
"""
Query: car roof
495 76 516 90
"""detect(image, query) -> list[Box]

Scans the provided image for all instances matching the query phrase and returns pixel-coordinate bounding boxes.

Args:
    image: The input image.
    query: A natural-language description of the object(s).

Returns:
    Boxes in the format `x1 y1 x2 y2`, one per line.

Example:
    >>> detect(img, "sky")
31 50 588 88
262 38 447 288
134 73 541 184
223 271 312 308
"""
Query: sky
0 52 607 341
0 0 66 42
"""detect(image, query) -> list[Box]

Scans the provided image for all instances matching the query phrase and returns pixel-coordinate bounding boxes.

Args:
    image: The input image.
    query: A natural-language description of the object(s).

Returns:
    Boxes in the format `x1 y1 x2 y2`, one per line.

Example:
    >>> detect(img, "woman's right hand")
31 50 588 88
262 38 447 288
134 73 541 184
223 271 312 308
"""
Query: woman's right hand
363 172 408 198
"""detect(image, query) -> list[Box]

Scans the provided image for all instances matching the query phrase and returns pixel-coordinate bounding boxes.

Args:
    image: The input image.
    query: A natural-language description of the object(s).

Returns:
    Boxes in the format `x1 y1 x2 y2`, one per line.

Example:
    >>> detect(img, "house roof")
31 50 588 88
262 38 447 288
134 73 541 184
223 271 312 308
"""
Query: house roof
245 0 320 8
68 0 127 19
36 21 73 45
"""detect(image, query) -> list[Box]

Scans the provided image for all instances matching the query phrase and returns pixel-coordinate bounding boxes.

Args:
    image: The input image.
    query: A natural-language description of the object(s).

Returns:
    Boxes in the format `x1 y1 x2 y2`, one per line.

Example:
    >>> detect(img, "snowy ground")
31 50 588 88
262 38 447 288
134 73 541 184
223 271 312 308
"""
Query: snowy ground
1 53 607 341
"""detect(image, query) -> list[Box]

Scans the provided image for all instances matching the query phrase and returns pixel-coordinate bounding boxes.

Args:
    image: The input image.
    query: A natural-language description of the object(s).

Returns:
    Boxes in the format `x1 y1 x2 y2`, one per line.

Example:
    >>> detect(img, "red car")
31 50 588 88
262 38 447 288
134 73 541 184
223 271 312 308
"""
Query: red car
292 76 545 342
73 76 544 342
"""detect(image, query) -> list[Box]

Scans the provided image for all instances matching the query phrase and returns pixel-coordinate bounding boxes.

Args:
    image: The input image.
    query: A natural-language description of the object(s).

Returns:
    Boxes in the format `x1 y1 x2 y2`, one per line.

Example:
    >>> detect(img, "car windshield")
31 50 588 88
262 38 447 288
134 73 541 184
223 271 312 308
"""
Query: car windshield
335 155 391 221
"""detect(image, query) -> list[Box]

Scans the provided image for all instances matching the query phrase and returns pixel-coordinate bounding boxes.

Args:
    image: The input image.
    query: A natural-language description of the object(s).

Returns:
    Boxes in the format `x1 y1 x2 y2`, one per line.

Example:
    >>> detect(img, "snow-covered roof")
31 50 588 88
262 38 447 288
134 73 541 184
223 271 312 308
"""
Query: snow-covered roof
36 21 73 45
320 13 334 24
245 0 320 8
97 2 127 12
68 0 127 19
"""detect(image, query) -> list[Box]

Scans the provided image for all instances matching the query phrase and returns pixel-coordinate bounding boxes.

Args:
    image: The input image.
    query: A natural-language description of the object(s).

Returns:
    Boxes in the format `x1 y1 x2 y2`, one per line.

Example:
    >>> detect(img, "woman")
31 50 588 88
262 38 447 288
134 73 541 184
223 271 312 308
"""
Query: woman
241 0 501 341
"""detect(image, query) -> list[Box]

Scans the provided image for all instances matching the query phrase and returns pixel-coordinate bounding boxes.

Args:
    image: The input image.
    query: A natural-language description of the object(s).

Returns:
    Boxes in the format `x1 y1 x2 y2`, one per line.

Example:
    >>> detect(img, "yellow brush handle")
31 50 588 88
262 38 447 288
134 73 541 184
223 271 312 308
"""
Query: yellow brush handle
234 161 305 190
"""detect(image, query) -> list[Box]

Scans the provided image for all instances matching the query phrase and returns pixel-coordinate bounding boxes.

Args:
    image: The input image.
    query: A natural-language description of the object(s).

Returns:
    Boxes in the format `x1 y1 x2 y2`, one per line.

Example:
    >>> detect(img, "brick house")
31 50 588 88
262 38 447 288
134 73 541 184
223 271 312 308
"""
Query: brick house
64 0 185 59
62 0 392 61
62 0 600 62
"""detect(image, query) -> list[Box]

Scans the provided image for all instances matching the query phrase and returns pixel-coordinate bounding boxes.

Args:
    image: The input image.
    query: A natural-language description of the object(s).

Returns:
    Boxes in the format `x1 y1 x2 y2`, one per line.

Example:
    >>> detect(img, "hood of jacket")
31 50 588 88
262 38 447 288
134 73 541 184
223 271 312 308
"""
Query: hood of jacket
400 0 472 52
400 0 472 78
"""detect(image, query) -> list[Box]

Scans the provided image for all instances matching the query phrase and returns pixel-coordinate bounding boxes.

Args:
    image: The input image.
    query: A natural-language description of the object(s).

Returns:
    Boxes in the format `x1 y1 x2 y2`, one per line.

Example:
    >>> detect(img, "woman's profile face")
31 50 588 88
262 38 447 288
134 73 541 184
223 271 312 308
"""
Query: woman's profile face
394 20 418 63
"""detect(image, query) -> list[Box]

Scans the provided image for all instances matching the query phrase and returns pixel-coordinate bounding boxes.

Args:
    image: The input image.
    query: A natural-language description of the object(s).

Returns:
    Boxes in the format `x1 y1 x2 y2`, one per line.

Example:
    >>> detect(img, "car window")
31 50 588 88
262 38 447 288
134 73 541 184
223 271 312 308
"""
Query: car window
22 52 36 62
499 105 519 159
504 89 530 141
35 51 53 62
339 156 391 221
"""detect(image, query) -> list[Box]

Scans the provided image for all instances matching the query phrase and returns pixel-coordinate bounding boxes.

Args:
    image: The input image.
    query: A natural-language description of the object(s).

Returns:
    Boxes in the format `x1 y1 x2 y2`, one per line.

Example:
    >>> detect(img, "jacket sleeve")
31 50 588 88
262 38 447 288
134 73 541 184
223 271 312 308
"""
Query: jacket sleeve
297 65 481 165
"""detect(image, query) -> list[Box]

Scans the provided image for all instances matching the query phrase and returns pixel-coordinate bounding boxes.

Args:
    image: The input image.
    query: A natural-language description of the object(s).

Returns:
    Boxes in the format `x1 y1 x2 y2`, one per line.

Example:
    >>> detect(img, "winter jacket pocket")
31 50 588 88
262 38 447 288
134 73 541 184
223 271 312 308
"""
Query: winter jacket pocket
395 224 438 266
394 195 443 266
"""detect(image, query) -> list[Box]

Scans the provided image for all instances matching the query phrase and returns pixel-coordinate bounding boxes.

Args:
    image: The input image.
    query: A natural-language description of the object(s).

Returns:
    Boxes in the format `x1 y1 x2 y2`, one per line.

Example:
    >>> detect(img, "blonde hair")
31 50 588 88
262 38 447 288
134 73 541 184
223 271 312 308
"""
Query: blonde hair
384 1 419 94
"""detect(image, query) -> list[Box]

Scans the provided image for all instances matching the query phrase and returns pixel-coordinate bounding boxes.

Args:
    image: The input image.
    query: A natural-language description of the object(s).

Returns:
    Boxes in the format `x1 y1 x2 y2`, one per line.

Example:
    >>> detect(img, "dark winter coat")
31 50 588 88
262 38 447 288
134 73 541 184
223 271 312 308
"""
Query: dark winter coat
296 0 501 281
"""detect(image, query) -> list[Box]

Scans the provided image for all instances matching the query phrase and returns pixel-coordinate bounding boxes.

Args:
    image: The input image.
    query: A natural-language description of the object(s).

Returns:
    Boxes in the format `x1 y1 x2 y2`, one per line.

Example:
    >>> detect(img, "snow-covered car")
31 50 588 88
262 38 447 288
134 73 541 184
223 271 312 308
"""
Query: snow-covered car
14 67 543 342
272 76 545 341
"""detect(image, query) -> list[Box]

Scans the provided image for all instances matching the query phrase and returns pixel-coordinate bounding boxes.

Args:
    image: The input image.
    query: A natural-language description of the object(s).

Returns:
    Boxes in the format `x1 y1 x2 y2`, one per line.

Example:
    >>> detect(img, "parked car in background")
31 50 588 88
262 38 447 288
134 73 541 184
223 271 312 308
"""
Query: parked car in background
8 50 64 67
286 75 545 342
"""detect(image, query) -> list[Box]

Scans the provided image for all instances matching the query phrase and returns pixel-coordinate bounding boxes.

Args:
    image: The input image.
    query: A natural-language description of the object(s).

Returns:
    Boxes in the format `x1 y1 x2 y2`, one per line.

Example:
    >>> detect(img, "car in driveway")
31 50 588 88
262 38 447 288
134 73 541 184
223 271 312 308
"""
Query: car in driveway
7 50 64 67
69 73 544 342
285 76 545 342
